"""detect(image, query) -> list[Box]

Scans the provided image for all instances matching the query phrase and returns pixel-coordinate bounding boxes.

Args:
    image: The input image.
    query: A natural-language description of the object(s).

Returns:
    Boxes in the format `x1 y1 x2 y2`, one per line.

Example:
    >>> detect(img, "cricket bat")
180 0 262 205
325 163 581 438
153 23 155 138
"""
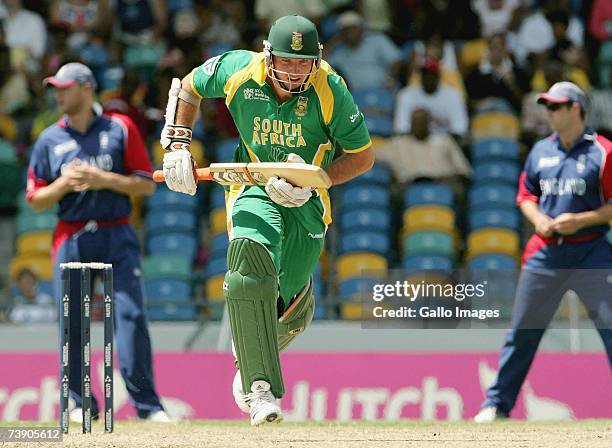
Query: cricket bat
152 162 332 189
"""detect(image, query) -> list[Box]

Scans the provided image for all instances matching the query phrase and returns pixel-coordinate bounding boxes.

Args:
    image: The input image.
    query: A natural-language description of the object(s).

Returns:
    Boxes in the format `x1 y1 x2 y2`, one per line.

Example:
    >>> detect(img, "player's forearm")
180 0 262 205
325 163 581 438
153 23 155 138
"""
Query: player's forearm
519 200 547 226
101 172 156 196
574 204 612 229
174 74 200 131
324 147 374 186
29 178 71 211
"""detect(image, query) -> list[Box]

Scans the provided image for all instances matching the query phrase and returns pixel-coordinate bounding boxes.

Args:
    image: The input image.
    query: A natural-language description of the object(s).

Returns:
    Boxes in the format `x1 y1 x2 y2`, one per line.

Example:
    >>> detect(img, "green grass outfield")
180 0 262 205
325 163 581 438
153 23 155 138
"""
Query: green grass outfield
3 420 610 447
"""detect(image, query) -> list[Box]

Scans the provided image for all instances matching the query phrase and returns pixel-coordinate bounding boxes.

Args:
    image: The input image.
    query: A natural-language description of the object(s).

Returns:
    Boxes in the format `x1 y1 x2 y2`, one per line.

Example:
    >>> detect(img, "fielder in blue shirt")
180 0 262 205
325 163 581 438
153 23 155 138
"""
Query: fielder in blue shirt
475 82 612 422
27 62 170 422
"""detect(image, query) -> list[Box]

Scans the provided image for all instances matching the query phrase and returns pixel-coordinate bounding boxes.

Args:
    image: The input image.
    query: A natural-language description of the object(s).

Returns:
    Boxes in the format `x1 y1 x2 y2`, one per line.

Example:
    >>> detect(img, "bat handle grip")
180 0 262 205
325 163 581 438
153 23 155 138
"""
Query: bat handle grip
152 168 211 182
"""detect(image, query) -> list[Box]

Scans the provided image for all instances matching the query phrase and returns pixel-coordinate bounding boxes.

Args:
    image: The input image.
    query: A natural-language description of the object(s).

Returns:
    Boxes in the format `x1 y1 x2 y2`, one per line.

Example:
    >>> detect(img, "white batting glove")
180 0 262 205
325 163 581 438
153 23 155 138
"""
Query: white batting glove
163 149 197 196
265 153 312 207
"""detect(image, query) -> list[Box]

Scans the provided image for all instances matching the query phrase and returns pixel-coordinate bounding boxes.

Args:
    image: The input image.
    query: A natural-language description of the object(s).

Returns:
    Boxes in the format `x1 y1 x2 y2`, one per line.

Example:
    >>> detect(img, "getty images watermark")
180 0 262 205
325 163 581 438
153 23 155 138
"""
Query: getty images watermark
357 269 513 329
371 279 499 320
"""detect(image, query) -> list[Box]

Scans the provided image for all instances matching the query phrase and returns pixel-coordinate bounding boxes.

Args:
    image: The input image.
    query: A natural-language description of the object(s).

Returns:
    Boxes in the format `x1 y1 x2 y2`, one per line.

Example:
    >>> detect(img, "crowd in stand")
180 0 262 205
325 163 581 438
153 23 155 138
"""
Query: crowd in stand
0 0 610 322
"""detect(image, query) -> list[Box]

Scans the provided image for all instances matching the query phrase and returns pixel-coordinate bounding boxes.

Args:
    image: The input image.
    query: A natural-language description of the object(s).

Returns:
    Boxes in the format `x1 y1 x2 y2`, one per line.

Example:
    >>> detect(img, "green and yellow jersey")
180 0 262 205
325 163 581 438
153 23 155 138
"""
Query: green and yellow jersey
190 50 371 224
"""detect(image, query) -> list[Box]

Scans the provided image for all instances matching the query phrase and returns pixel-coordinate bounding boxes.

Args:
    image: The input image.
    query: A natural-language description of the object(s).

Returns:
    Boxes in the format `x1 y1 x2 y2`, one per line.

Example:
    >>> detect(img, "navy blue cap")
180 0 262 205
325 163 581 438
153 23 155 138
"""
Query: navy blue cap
43 62 97 89
536 81 587 110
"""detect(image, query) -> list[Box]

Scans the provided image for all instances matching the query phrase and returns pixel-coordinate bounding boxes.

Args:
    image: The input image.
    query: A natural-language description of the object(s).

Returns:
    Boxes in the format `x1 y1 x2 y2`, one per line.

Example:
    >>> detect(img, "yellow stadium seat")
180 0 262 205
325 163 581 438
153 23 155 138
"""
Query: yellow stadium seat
0 114 17 141
405 272 452 287
467 228 519 258
16 231 53 256
336 253 388 282
209 208 227 236
403 206 455 233
471 113 520 140
10 255 53 281
340 302 363 320
206 275 225 302
460 39 487 71
153 139 206 168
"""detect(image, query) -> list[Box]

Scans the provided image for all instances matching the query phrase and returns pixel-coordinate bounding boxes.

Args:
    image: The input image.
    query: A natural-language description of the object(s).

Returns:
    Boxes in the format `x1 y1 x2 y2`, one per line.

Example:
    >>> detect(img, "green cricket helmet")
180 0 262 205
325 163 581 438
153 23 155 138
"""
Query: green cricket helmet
263 15 323 93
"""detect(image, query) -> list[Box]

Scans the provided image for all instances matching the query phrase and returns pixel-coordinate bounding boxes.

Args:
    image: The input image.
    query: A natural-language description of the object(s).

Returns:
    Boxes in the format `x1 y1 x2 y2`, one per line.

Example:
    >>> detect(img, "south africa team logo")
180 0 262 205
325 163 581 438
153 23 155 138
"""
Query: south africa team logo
295 96 308 117
291 32 303 51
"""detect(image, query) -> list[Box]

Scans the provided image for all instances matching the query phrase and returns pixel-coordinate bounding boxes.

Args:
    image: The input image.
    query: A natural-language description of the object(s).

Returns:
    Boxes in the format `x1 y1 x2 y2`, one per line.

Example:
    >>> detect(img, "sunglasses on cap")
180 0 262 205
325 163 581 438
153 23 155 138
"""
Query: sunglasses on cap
545 101 573 111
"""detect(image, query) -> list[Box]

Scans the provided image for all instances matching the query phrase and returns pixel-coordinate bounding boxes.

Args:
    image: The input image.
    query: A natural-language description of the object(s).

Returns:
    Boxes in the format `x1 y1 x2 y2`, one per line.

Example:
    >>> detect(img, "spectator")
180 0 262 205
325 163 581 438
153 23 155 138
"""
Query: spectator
0 25 30 116
513 0 584 67
394 58 468 138
464 33 530 115
255 0 326 32
521 59 563 144
409 0 481 41
327 11 402 90
0 0 47 66
102 69 149 138
100 0 166 46
49 0 106 53
588 0 612 43
405 30 465 95
471 0 521 37
8 269 55 324
376 108 471 197
198 0 246 49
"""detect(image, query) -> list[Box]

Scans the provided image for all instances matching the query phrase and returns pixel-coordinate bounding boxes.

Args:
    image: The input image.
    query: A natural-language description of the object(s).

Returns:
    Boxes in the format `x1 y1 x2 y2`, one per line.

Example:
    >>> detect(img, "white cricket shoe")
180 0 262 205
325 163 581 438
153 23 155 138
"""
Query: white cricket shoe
248 380 282 426
474 406 508 423
233 370 250 413
146 410 173 422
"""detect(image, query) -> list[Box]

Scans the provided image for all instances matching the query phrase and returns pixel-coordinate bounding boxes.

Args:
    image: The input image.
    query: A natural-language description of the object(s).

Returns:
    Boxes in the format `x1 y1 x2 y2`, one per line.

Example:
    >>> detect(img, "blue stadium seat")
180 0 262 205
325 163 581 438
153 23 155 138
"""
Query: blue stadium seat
146 185 199 211
205 256 227 278
469 209 520 231
147 304 197 321
38 280 53 297
468 254 518 270
364 115 393 137
473 161 520 185
468 184 517 211
193 118 206 141
210 233 230 255
404 182 454 209
339 231 390 256
341 185 389 208
210 186 227 210
340 208 391 232
145 210 197 235
145 279 191 302
404 231 454 257
143 255 191 281
352 88 395 115
338 277 379 301
216 138 238 162
472 138 519 163
148 233 198 260
402 255 454 273
344 163 392 187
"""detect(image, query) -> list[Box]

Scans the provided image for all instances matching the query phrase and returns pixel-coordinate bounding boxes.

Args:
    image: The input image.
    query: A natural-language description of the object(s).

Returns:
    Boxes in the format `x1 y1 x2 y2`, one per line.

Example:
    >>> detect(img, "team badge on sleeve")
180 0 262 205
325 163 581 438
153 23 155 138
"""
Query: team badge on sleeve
291 32 303 51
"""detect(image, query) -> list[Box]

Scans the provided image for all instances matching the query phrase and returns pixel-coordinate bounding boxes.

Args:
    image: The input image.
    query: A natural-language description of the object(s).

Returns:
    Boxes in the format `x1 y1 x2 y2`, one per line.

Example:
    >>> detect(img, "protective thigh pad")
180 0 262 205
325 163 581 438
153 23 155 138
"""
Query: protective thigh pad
224 238 284 397
277 278 315 352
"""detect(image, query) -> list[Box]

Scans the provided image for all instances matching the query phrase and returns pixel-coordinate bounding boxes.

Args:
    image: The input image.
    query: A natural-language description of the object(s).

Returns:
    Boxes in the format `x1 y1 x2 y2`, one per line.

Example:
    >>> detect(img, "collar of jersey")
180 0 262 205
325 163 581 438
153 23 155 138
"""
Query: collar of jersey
59 102 104 130
251 53 268 86
551 127 597 152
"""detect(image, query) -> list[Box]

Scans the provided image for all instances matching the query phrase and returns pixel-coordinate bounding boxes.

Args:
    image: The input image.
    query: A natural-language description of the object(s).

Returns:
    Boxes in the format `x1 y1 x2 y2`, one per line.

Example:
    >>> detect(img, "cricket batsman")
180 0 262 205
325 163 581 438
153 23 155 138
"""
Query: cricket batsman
160 15 374 425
